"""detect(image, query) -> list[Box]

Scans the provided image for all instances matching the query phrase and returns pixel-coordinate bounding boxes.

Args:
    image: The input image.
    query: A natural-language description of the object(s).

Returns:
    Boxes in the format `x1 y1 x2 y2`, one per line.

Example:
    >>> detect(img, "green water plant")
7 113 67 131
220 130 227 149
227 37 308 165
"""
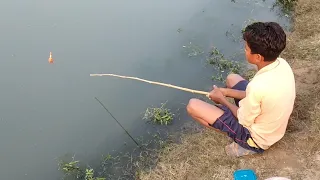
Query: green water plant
85 169 106 180
58 159 105 180
241 18 257 33
225 18 257 43
272 0 296 16
59 160 82 178
183 42 204 57
207 47 243 83
212 73 224 83
143 102 174 125
208 47 256 82
226 29 242 42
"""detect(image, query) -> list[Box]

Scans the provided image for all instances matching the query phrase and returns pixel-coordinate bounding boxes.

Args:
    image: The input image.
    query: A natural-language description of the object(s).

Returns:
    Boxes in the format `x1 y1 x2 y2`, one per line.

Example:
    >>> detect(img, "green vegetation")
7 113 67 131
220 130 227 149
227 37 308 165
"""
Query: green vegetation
208 47 244 82
59 160 81 177
212 73 224 82
225 18 256 42
208 47 242 74
225 29 242 42
85 169 106 180
241 18 257 33
182 42 204 57
243 68 257 81
143 102 174 125
58 160 105 180
57 103 177 180
273 0 297 16
92 131 173 179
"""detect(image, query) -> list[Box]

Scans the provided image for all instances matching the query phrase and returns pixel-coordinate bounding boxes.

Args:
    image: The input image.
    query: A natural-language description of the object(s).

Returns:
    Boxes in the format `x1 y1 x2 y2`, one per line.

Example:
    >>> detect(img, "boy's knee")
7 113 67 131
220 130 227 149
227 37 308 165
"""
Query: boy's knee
186 98 199 115
226 74 237 88
226 73 244 88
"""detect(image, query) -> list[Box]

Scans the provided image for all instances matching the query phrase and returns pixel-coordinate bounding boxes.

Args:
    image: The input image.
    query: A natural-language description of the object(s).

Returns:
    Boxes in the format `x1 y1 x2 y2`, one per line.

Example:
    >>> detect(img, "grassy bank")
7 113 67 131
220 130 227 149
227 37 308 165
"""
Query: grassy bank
138 0 320 179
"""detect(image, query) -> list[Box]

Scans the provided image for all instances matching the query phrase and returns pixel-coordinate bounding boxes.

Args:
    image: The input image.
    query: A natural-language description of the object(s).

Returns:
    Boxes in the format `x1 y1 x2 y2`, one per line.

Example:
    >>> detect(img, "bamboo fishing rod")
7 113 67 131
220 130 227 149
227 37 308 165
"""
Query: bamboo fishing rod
90 73 209 96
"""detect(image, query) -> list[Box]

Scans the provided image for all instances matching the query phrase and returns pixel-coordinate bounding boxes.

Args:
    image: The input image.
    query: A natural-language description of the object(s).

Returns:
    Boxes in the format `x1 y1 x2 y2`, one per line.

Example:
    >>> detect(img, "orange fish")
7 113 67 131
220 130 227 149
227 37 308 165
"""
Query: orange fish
48 52 54 63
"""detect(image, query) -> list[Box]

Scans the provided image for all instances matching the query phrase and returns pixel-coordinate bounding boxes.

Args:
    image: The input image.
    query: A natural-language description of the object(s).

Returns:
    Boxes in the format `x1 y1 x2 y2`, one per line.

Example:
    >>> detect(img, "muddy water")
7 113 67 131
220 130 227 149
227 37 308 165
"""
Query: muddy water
0 0 289 179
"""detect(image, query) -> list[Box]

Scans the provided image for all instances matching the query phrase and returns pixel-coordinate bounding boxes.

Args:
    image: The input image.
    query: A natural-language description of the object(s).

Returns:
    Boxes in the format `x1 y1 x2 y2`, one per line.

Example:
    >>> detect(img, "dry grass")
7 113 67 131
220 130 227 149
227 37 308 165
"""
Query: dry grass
138 0 320 179
283 0 320 62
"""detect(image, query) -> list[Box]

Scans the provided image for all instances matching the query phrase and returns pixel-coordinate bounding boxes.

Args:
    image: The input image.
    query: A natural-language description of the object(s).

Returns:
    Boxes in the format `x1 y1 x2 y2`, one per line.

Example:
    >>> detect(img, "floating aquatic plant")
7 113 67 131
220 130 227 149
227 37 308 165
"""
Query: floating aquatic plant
143 102 174 125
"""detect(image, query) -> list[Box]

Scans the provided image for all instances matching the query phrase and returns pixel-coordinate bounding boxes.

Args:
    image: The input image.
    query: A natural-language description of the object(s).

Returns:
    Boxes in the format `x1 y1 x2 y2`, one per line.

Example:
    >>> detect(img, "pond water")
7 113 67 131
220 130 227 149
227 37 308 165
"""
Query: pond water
0 0 290 179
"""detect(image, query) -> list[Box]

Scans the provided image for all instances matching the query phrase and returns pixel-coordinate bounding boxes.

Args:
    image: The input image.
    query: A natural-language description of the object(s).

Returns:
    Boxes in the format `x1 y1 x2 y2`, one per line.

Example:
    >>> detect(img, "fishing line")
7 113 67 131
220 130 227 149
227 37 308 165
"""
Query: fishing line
94 97 140 147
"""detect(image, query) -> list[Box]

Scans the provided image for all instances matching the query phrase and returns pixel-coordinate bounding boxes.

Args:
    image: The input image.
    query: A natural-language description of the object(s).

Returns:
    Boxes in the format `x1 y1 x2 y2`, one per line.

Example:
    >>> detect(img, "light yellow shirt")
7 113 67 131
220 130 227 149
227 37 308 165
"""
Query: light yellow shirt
237 58 296 150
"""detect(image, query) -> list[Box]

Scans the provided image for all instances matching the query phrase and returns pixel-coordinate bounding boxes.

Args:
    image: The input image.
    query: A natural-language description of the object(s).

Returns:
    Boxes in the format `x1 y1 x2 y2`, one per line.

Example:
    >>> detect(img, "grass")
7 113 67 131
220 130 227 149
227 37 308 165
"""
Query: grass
138 0 320 179
143 101 174 125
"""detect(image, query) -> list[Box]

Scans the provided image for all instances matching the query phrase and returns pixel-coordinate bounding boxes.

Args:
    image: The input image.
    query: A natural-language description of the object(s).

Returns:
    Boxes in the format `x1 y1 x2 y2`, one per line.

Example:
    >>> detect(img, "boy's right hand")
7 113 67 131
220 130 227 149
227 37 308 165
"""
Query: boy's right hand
208 85 226 104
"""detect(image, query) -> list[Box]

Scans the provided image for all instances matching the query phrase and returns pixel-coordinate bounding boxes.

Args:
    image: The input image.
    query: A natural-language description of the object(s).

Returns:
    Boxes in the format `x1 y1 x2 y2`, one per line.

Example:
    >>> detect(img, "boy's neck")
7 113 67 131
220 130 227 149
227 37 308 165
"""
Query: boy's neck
256 58 277 70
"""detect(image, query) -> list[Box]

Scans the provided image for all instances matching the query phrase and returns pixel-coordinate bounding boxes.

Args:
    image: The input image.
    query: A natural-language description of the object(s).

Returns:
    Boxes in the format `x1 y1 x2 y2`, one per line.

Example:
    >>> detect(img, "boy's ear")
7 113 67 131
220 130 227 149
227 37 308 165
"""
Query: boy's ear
255 54 264 63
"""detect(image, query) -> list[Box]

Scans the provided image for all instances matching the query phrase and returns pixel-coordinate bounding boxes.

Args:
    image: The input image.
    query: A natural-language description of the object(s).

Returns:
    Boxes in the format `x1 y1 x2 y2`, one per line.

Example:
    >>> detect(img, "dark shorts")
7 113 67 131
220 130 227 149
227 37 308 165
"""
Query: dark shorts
210 80 264 153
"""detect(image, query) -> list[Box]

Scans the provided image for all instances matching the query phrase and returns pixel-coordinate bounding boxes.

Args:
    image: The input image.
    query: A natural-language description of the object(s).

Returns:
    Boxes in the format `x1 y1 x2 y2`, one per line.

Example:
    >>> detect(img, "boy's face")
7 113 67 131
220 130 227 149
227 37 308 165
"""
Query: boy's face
244 41 262 64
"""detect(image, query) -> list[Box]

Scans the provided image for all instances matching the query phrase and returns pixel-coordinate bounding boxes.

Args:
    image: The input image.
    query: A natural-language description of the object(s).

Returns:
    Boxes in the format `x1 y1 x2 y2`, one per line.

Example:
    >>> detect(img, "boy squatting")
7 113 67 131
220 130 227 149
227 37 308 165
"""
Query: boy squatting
187 22 296 157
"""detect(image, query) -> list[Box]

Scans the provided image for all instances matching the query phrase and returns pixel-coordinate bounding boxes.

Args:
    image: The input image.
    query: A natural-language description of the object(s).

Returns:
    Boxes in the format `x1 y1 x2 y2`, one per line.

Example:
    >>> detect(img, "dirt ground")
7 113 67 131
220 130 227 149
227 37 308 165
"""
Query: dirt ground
138 0 320 179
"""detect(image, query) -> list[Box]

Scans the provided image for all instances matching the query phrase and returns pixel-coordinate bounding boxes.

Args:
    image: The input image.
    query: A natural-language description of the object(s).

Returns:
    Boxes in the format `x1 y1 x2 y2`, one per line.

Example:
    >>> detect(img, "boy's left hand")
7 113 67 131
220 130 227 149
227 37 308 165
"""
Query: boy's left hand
208 85 225 104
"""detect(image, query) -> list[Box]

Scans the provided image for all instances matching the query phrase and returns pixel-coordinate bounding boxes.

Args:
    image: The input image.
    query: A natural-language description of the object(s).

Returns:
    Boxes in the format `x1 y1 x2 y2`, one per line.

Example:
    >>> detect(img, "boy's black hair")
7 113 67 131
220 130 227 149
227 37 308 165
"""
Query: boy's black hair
243 22 286 61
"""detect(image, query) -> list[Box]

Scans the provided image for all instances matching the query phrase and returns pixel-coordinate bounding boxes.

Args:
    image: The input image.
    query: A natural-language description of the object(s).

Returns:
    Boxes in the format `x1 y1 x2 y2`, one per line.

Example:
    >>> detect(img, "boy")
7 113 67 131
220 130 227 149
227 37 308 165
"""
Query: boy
187 22 296 157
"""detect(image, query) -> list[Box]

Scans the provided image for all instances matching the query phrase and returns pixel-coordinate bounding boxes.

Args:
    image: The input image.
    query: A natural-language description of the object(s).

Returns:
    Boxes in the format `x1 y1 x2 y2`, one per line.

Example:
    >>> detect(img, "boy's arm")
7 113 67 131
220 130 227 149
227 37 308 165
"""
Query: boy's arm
220 98 239 117
208 86 241 117
220 88 246 100
237 86 261 127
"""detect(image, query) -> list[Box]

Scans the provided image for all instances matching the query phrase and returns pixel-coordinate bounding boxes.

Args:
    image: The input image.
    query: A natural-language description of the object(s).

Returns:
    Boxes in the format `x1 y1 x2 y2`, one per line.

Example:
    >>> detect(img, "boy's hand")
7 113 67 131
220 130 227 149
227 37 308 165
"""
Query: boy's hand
219 87 228 96
208 85 226 104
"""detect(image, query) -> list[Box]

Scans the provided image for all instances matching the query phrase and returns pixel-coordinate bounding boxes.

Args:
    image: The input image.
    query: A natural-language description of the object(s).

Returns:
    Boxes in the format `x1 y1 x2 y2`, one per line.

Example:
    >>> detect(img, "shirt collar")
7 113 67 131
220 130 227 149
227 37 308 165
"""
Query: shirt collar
255 58 280 76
